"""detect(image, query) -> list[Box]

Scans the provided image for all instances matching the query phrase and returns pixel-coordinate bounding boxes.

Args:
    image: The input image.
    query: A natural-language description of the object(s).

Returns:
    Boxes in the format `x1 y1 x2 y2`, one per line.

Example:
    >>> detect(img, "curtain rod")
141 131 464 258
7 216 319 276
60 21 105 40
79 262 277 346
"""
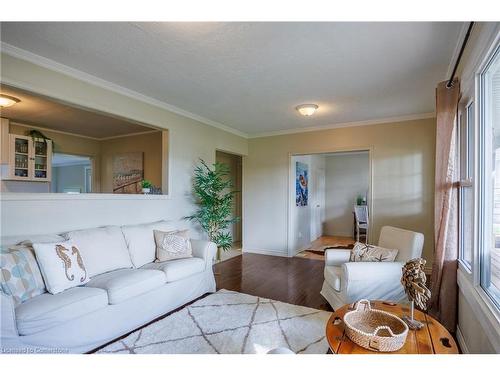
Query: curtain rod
446 22 475 88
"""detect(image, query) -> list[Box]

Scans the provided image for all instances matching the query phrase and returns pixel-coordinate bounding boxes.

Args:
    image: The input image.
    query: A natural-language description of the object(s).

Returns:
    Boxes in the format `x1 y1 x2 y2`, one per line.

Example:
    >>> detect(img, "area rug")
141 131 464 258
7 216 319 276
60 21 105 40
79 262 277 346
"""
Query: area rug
97 289 331 354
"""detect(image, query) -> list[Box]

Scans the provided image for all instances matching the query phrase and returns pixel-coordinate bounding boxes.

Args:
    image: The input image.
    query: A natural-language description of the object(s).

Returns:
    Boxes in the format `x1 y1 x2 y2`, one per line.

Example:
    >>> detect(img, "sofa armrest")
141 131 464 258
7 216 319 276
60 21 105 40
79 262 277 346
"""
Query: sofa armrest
341 261 405 303
325 249 351 266
1 291 22 350
191 240 217 269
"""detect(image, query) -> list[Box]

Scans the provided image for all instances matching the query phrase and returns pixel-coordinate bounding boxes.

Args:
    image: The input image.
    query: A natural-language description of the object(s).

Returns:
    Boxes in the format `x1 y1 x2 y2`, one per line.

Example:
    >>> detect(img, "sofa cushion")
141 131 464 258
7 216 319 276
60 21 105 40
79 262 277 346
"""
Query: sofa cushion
63 226 133 278
324 266 342 292
15 286 108 336
141 257 205 282
85 269 166 304
121 221 178 268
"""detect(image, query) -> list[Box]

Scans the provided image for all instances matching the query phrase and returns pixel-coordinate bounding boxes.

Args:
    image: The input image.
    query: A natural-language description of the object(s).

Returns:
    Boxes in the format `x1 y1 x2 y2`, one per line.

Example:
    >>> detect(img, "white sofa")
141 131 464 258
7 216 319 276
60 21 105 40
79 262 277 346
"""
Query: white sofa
320 226 424 310
0 221 216 354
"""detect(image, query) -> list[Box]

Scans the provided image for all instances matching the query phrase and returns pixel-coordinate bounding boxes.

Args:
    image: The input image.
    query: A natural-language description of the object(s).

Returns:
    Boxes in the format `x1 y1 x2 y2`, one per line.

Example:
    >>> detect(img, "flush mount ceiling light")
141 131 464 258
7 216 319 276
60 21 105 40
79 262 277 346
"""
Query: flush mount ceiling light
296 103 318 116
0 94 21 108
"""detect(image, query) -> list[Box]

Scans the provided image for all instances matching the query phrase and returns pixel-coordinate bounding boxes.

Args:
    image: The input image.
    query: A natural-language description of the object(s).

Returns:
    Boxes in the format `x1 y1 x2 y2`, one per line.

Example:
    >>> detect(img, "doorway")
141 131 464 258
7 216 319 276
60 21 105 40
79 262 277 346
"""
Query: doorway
215 150 243 262
288 150 372 259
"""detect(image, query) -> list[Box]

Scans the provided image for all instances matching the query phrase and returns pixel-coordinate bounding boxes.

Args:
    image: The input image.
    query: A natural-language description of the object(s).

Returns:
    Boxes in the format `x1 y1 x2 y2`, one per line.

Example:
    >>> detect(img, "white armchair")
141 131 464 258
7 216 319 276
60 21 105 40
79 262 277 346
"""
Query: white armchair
320 226 424 310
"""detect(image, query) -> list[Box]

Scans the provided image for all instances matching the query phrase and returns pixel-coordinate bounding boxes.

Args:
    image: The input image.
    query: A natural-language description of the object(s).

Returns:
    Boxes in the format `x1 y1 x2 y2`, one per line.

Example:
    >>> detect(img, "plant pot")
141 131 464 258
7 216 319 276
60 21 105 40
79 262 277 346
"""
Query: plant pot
142 188 151 194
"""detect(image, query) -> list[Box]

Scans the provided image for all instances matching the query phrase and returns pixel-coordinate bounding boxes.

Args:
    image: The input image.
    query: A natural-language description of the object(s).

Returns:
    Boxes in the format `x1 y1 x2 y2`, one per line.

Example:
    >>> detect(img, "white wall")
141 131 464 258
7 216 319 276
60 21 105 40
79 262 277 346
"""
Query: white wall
0 53 247 239
324 152 369 237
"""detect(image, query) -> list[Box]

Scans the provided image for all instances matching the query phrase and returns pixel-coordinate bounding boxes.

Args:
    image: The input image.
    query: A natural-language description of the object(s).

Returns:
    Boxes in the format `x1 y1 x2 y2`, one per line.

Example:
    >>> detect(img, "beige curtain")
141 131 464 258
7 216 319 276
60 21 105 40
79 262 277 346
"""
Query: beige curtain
429 79 460 333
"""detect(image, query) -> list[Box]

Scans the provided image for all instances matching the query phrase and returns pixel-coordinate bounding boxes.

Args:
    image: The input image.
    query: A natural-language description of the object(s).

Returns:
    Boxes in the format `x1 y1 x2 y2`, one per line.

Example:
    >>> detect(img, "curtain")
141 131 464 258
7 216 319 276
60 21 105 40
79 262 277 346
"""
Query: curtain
429 79 460 333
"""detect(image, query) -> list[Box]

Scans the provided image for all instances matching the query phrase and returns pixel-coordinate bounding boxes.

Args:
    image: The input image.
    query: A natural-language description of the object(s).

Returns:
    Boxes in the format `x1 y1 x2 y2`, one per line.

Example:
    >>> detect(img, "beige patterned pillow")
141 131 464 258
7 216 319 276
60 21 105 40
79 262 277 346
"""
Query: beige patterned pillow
154 229 192 262
350 242 398 262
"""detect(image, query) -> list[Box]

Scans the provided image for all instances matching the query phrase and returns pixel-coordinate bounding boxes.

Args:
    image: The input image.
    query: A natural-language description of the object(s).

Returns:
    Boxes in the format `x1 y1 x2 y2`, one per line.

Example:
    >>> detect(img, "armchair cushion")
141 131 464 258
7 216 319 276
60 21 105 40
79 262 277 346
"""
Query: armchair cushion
324 249 351 266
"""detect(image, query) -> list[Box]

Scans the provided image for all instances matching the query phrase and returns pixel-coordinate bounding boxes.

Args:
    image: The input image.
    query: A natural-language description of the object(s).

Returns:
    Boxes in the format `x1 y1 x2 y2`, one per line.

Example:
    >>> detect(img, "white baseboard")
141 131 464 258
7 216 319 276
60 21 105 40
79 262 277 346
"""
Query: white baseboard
242 248 288 257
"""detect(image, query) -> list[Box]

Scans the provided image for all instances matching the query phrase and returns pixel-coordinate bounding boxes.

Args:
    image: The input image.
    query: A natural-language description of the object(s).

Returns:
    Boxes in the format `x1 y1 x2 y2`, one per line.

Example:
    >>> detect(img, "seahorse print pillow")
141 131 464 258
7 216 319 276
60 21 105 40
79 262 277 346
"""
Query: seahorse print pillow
32 241 89 294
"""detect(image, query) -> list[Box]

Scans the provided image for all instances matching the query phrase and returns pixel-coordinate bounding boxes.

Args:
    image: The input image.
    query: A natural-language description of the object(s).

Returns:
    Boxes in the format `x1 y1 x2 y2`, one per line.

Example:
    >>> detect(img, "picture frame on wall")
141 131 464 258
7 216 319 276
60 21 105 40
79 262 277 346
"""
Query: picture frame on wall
295 161 308 206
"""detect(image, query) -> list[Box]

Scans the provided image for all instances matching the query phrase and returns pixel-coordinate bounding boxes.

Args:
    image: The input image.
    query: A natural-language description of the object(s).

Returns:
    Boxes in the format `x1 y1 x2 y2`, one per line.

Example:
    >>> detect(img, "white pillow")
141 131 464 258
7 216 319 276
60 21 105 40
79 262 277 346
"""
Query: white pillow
154 229 192 262
32 241 89 294
121 221 178 268
63 226 133 278
350 242 399 262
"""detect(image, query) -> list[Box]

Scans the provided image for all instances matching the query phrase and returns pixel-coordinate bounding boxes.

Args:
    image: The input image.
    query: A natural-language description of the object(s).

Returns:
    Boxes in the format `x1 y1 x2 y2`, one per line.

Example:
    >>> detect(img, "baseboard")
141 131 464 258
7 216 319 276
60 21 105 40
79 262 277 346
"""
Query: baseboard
242 248 288 257
456 324 469 354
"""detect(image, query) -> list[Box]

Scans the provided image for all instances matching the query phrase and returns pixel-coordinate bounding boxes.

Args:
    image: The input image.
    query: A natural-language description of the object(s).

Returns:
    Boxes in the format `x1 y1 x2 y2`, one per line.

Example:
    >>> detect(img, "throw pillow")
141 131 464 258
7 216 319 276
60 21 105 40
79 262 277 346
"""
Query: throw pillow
154 229 192 262
32 241 89 294
350 242 398 262
0 246 47 306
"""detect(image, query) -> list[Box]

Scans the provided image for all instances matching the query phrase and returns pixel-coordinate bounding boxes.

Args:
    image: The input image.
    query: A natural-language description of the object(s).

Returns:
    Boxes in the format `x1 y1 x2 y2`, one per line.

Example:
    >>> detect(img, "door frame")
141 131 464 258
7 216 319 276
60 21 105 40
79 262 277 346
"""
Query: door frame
287 146 374 257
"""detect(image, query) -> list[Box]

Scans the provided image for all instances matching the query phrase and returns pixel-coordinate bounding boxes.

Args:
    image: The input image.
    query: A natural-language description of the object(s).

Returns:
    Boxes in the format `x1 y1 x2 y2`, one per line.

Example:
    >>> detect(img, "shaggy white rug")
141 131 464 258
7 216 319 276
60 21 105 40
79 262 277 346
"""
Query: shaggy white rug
98 289 331 354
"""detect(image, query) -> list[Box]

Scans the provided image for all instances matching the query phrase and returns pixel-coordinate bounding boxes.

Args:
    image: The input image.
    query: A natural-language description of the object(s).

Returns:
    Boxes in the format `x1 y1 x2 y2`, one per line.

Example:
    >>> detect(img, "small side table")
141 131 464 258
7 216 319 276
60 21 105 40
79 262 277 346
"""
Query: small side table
326 300 458 354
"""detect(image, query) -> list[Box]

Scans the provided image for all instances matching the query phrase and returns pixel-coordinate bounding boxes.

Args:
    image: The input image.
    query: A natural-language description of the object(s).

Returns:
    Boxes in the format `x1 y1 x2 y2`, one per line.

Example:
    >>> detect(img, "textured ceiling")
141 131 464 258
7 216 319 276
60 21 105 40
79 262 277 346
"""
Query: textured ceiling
0 85 156 138
0 22 464 135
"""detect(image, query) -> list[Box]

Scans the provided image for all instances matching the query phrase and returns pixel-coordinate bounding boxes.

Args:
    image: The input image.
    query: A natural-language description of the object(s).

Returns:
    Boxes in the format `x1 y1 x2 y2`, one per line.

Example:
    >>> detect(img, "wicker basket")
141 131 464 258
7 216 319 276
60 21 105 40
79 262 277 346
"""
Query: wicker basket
343 299 409 352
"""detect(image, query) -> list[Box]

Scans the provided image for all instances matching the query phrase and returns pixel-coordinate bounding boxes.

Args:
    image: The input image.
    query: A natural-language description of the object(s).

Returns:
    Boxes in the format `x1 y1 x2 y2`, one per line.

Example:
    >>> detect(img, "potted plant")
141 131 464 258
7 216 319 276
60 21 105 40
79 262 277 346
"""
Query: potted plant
186 159 239 261
141 179 152 194
356 194 364 205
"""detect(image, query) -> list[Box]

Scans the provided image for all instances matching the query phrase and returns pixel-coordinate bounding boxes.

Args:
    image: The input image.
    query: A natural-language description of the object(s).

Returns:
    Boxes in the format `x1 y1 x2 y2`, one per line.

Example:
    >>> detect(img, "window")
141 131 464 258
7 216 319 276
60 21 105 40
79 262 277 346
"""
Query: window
478 44 500 308
458 101 474 269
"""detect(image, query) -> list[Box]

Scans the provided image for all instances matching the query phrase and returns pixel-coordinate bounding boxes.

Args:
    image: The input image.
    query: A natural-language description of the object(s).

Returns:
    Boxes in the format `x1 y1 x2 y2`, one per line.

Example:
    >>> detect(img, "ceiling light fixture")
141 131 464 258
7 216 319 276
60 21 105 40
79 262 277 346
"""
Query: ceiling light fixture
0 94 21 108
296 103 318 116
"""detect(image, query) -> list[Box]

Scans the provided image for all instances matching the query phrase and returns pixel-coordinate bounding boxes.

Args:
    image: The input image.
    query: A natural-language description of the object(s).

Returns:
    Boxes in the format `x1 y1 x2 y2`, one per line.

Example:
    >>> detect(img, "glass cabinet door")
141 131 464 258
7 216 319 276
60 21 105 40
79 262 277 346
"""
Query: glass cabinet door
9 135 52 181
13 137 30 179
33 139 49 180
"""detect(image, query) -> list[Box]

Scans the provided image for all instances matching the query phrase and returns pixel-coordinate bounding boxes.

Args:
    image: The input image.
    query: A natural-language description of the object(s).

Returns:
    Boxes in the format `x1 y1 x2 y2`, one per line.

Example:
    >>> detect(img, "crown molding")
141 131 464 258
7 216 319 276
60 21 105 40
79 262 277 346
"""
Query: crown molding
0 42 249 139
248 112 436 138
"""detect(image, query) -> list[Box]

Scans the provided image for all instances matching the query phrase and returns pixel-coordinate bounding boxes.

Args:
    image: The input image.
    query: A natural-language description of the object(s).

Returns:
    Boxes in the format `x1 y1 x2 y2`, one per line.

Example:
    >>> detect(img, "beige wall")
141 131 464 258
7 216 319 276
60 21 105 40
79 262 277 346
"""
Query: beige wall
243 118 436 260
216 151 243 243
0 53 248 238
100 132 163 193
324 152 369 237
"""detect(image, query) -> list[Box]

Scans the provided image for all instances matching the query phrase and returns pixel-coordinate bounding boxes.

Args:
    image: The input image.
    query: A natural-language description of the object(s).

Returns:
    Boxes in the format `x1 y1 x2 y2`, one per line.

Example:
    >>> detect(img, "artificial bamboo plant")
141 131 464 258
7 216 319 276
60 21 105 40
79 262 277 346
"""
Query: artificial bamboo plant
186 159 239 260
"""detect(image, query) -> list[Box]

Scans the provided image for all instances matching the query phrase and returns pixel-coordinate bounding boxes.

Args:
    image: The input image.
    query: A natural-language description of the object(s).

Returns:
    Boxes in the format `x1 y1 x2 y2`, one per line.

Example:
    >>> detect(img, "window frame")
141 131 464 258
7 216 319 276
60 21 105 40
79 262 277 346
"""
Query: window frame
458 98 475 272
477 42 500 310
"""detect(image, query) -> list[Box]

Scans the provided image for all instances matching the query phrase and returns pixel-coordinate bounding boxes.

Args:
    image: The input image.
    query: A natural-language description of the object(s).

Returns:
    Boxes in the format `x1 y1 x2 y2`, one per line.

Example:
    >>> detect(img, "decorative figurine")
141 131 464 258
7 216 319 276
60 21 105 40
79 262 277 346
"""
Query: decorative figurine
401 258 431 330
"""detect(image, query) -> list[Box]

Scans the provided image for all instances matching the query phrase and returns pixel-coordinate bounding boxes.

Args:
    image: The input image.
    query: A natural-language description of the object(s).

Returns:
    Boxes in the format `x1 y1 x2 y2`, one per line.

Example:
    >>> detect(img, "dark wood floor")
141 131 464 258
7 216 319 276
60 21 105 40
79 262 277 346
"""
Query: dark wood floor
213 253 333 312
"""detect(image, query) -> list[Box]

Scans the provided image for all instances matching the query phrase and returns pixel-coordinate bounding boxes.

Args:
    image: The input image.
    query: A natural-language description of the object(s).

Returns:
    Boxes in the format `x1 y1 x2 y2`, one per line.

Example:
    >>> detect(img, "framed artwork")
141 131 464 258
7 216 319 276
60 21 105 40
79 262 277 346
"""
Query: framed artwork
112 152 144 194
295 161 308 206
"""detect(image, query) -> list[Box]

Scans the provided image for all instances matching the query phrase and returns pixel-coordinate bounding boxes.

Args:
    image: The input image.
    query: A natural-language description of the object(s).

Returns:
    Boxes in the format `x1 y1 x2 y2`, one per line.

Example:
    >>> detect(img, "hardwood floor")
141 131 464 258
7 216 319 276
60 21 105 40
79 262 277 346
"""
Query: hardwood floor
214 253 333 311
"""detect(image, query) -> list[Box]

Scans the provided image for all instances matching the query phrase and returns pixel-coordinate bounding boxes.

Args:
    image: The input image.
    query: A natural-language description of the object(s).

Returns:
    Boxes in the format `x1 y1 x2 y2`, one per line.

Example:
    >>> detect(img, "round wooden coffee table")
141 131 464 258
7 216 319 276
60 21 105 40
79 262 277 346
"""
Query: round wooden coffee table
326 300 458 354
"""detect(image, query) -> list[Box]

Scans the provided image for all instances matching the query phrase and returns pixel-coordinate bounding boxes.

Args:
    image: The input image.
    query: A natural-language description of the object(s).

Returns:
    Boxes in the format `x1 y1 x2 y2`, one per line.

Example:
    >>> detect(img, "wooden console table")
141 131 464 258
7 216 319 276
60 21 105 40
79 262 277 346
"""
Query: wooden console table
326 300 458 354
